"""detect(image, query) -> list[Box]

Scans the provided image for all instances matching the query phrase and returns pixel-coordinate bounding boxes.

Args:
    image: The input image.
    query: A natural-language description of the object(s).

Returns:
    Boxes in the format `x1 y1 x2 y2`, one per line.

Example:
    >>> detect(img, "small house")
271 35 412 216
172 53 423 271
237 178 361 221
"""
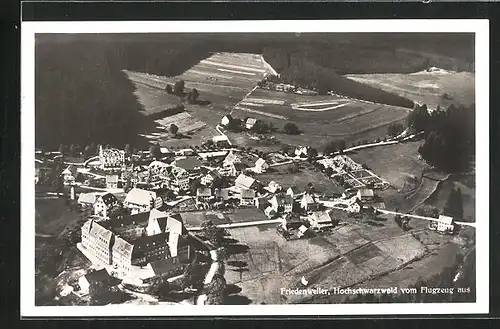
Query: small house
200 169 220 186
212 135 230 147
61 165 77 185
106 175 119 189
223 151 241 166
356 188 374 202
124 188 157 215
240 189 256 206
300 194 319 212
219 161 237 177
294 146 309 158
245 118 257 130
94 193 120 218
235 173 256 191
78 192 97 209
308 211 335 230
196 187 212 205
214 188 230 204
254 158 269 174
270 193 294 213
429 215 455 234
266 181 282 194
264 206 277 219
286 187 299 198
221 115 232 127
78 268 113 296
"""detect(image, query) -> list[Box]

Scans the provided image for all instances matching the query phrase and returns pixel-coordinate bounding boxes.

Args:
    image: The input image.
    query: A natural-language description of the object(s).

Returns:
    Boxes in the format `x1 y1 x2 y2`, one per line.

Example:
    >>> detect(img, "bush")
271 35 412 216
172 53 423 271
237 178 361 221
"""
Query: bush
283 122 300 135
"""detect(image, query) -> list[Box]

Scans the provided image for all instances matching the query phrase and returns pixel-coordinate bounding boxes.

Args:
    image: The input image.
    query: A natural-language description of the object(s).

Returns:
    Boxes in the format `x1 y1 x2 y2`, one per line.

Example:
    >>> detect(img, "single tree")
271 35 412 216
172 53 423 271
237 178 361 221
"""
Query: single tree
165 84 173 94
174 80 185 96
283 122 300 135
124 144 131 156
200 220 225 247
149 144 161 159
170 124 179 135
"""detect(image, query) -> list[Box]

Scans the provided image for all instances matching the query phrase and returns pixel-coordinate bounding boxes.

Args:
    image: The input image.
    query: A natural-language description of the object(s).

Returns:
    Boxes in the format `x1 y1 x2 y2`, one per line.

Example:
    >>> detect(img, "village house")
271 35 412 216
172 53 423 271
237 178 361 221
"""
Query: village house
94 193 120 218
429 215 455 234
219 161 237 177
78 268 114 296
106 175 119 189
255 197 271 211
138 257 189 285
212 135 231 148
235 173 257 191
240 189 256 206
300 193 319 212
356 188 375 202
347 197 363 213
146 211 185 236
124 188 157 215
253 158 269 174
279 214 307 231
221 115 231 127
294 146 309 158
200 169 221 186
99 146 125 170
61 165 77 185
266 181 282 194
286 187 299 198
214 188 230 203
78 192 97 210
307 211 336 230
245 118 257 130
270 193 294 213
196 187 213 206
264 206 278 219
164 166 190 192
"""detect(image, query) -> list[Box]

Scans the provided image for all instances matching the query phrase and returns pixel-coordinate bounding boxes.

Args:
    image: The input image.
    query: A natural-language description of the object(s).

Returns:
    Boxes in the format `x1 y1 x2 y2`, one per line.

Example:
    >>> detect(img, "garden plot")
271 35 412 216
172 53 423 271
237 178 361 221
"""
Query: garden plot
155 112 206 134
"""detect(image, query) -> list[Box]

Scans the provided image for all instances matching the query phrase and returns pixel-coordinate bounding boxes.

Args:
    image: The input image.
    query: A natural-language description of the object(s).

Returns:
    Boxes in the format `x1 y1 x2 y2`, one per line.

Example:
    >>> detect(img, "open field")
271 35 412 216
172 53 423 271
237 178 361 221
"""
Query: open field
231 88 410 149
256 163 344 195
345 71 475 109
224 219 427 304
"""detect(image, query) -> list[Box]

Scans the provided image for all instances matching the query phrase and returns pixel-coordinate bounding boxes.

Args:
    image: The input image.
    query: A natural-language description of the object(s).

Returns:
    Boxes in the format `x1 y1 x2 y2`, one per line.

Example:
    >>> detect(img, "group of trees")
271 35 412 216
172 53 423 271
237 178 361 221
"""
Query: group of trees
409 103 475 173
323 139 347 155
282 122 300 135
165 80 201 104
443 187 464 219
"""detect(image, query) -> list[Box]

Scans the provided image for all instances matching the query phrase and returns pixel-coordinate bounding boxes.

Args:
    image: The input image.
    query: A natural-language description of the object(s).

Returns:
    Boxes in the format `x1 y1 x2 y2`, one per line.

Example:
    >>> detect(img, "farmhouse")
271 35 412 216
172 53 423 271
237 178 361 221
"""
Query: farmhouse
235 173 256 191
219 161 237 177
300 193 319 212
264 206 278 219
99 146 125 170
224 151 241 166
240 189 256 206
245 118 257 130
138 257 189 284
356 188 375 202
78 268 113 296
212 135 230 147
94 193 120 219
221 115 231 127
61 165 77 185
286 187 299 198
124 188 157 214
254 158 269 174
428 215 455 234
106 175 119 189
78 192 97 209
196 187 213 205
266 181 282 193
270 193 294 213
200 169 221 186
307 211 335 230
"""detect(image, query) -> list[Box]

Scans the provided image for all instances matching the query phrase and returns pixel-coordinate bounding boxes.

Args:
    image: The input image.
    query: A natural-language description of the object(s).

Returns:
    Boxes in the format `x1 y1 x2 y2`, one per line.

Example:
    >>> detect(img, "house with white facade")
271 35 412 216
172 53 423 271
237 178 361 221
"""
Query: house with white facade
240 189 256 206
94 193 120 218
124 188 157 215
254 158 269 174
270 193 294 213
99 146 125 170
428 215 455 234
300 194 319 212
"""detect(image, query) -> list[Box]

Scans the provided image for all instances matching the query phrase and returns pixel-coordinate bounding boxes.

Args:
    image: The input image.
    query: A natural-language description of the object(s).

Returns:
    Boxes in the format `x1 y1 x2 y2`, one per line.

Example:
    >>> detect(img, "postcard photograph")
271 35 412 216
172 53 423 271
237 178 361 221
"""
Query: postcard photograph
21 20 489 317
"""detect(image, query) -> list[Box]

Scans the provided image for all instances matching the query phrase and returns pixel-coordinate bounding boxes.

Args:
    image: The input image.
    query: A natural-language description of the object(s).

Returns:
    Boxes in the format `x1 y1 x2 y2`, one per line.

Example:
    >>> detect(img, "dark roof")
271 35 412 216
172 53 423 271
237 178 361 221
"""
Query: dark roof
197 187 212 197
84 268 111 283
103 211 150 233
175 157 202 171
150 258 184 276
130 232 170 256
275 193 293 205
100 193 118 206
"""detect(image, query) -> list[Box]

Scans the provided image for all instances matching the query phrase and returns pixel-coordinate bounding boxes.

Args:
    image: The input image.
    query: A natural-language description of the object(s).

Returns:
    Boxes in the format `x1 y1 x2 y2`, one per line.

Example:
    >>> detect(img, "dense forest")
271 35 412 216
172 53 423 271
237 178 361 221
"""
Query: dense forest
35 33 474 149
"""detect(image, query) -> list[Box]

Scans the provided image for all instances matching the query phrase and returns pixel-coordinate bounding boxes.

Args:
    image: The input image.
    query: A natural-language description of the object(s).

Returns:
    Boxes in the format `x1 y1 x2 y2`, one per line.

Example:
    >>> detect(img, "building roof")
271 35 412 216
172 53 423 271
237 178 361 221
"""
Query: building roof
89 221 113 243
148 160 170 169
113 236 134 255
125 188 155 206
438 215 454 224
197 187 212 197
106 175 119 183
357 189 374 198
149 257 184 276
214 188 230 200
310 211 332 224
246 118 257 125
84 268 111 283
130 232 170 256
78 192 97 204
240 189 256 199
235 174 255 190
256 197 271 209
100 193 119 206
175 157 202 171
103 211 150 233
255 158 267 167
212 135 229 143
224 151 240 165
274 193 294 205
301 194 316 204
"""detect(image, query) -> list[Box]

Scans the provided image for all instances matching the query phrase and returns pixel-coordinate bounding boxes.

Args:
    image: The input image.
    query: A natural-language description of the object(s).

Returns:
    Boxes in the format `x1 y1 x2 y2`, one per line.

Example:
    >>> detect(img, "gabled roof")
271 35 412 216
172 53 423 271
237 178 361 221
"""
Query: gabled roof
78 192 97 204
214 188 230 200
84 268 111 283
89 222 113 243
196 187 212 197
310 211 332 224
100 193 118 206
125 188 155 206
103 211 150 233
240 189 256 199
246 118 257 125
213 135 229 143
438 215 454 224
235 174 255 190
255 158 267 167
113 236 134 255
130 232 170 256
357 188 374 197
148 160 170 169
106 175 119 183
301 194 316 204
150 258 183 276
224 151 240 165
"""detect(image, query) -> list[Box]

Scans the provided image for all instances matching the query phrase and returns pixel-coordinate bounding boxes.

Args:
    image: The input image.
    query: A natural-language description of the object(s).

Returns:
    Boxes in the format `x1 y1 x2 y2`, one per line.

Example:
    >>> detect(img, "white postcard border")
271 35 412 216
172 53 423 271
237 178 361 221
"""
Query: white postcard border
21 19 489 317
